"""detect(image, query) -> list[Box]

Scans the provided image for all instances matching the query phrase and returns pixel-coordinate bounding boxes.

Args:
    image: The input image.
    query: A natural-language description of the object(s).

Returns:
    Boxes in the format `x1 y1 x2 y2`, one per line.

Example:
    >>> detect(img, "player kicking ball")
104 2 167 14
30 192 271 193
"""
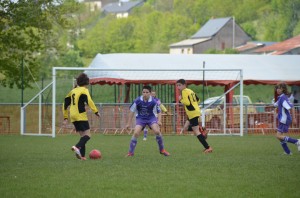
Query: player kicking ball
63 73 100 160
125 85 170 157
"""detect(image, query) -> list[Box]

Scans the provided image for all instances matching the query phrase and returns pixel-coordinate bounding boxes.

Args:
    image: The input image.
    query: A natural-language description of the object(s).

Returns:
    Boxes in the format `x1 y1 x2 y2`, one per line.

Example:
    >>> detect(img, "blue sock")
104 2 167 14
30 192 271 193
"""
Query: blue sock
144 129 148 138
129 137 137 154
156 135 164 151
280 141 291 154
284 136 298 144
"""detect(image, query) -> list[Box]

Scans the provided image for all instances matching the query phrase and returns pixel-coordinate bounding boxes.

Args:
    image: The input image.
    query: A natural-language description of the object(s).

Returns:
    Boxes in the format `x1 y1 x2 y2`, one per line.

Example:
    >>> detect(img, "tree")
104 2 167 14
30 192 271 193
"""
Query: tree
0 0 81 88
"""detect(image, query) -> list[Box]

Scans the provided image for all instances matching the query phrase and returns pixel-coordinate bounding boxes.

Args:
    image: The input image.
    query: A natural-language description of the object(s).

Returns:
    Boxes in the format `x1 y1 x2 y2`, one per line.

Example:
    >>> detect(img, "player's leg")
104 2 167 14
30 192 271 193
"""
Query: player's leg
180 120 190 135
143 126 148 141
72 121 91 160
127 124 143 156
190 117 212 153
276 123 297 155
151 122 170 156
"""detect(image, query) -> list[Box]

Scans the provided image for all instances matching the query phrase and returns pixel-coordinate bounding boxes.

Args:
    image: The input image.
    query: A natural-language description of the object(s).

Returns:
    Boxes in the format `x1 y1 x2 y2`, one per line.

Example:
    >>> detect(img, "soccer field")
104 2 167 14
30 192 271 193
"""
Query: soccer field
0 134 299 198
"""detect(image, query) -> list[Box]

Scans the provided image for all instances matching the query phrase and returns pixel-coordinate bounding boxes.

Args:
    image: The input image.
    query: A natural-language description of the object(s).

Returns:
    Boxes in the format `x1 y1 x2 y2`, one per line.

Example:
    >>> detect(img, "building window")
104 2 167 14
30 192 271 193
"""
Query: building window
181 49 184 54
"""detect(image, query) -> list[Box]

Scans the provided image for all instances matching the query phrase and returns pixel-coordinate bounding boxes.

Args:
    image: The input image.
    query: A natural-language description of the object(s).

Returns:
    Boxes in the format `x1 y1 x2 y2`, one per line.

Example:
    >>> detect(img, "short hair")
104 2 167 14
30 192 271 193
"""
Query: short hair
76 73 89 86
143 85 152 92
177 79 186 85
276 82 289 95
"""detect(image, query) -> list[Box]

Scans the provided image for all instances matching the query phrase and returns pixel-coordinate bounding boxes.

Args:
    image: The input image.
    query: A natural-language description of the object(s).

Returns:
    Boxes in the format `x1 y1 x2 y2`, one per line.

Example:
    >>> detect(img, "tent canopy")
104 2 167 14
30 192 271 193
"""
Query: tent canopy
87 53 300 86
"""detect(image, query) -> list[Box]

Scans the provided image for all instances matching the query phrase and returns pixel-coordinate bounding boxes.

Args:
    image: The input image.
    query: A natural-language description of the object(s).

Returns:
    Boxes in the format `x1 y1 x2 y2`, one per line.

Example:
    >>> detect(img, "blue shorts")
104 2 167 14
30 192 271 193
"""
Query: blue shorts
277 122 290 133
136 117 158 128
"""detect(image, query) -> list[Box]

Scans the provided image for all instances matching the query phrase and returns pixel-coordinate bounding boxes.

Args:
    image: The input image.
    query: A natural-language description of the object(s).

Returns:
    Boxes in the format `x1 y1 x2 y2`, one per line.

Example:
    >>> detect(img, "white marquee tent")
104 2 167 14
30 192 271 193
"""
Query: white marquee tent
86 53 300 86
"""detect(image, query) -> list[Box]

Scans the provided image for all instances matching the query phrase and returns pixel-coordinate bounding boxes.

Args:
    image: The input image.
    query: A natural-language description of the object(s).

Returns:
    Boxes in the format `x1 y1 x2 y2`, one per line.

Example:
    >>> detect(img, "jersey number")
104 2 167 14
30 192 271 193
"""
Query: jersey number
72 94 76 105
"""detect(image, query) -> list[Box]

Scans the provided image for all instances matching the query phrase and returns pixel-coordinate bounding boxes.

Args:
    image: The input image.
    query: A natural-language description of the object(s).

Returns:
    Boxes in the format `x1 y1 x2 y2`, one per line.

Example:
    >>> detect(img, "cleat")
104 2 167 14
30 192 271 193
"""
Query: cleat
126 152 134 157
297 139 300 152
199 126 208 139
71 146 82 159
143 137 147 141
203 146 213 154
282 152 293 156
160 149 170 156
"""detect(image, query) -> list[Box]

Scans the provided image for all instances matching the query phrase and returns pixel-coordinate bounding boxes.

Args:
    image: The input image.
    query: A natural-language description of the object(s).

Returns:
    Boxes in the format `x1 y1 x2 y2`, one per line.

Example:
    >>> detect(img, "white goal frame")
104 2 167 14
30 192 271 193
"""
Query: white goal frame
21 67 243 137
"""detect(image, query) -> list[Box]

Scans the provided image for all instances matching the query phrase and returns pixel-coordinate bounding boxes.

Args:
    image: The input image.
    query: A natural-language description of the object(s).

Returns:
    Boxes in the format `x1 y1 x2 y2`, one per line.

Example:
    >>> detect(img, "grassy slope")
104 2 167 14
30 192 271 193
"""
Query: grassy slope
0 134 299 198
0 82 274 104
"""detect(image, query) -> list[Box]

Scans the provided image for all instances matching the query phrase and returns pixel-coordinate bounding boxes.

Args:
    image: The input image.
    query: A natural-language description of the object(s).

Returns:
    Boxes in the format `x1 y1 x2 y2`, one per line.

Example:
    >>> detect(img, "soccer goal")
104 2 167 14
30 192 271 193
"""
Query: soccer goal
20 67 243 137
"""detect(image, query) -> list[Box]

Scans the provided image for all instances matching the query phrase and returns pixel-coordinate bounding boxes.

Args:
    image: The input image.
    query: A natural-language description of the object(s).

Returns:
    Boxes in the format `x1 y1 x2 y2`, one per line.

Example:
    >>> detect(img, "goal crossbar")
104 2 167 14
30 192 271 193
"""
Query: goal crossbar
49 67 243 137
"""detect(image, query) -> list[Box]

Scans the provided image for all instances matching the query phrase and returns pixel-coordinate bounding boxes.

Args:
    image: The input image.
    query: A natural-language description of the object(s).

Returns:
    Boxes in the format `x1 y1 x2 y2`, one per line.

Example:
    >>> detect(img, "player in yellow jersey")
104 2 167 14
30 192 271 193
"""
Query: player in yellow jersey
176 79 212 153
63 73 100 160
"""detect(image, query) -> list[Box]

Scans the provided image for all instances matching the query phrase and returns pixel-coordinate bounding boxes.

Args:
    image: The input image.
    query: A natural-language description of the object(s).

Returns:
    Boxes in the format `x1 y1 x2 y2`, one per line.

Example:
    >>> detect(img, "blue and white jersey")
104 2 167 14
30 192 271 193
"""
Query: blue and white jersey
129 96 161 119
274 93 293 124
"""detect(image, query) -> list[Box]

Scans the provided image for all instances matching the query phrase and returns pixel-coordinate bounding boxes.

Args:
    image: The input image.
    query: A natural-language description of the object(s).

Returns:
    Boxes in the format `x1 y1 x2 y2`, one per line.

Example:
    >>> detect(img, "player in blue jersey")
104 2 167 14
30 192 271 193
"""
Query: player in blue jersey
273 82 300 155
143 90 168 141
125 85 170 157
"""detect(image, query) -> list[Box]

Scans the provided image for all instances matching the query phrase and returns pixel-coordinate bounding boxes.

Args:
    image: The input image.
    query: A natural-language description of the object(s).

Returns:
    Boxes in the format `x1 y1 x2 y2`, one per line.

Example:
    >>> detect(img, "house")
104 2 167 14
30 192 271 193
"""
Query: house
84 0 118 12
169 17 251 54
253 34 300 55
102 0 144 18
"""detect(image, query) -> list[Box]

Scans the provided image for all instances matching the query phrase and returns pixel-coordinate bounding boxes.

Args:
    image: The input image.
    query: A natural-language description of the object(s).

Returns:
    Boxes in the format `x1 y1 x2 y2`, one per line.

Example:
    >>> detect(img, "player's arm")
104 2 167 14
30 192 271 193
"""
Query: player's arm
160 104 168 113
126 103 136 129
86 90 100 117
62 92 71 120
179 90 190 106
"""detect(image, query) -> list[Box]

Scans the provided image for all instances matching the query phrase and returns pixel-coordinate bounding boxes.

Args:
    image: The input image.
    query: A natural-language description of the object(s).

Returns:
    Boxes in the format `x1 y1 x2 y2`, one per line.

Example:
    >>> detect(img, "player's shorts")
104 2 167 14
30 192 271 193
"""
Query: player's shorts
73 121 90 132
136 117 158 128
277 122 291 133
188 116 199 127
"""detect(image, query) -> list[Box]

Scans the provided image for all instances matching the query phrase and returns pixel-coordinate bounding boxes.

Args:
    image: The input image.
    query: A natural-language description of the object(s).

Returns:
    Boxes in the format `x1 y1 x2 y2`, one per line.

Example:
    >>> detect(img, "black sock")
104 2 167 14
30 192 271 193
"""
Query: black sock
76 135 90 151
80 145 86 157
197 134 209 149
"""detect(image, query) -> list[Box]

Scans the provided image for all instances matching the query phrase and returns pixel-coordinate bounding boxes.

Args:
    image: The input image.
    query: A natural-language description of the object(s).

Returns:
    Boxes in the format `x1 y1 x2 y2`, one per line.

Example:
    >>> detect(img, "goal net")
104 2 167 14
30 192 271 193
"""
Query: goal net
20 67 243 137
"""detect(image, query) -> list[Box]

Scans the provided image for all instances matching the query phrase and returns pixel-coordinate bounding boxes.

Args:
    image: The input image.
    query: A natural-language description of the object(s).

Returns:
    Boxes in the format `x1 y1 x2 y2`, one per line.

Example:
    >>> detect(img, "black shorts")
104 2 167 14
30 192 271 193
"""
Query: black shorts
188 116 199 127
73 121 90 132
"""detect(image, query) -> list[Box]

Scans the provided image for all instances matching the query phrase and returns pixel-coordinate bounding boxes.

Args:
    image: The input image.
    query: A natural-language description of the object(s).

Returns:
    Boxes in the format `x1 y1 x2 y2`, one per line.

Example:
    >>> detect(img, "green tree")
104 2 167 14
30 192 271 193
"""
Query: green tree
0 0 81 88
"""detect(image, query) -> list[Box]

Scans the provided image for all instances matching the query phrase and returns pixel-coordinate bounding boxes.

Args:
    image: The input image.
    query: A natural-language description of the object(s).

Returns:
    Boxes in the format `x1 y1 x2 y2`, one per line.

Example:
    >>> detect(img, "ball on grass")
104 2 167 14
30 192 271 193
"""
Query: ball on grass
89 149 102 159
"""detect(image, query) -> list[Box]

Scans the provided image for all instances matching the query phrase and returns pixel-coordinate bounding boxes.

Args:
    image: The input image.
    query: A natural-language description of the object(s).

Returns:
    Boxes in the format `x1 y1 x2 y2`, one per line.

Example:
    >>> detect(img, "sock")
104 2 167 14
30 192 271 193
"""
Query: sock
284 136 298 144
129 137 137 154
144 128 148 138
80 145 86 157
197 134 209 149
281 141 291 154
156 135 164 151
76 135 90 156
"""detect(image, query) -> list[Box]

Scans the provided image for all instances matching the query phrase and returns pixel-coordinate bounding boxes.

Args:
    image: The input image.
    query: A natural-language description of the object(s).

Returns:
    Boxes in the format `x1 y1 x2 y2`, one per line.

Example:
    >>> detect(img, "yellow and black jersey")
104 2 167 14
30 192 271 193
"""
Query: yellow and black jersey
63 86 98 122
180 88 200 119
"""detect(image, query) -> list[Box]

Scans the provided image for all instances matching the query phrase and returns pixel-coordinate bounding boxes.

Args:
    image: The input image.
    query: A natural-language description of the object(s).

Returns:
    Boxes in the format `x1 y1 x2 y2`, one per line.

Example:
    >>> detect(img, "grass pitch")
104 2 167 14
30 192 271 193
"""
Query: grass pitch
0 134 299 198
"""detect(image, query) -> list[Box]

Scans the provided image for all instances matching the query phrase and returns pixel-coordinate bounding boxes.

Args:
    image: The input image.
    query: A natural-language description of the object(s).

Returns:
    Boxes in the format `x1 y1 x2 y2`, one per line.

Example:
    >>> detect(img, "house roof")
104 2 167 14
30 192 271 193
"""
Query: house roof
254 35 300 55
86 53 300 86
236 41 277 53
191 17 232 39
103 0 143 13
169 38 211 47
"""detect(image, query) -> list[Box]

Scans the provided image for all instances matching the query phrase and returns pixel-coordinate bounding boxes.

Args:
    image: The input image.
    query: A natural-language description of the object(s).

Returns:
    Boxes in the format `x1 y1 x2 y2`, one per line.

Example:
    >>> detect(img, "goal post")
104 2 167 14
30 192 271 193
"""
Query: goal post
52 67 243 137
21 66 243 137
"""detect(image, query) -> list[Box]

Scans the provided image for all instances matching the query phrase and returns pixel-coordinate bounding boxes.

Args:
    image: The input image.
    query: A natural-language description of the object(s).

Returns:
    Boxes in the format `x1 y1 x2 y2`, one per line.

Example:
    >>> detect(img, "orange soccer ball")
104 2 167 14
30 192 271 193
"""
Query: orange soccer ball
89 149 102 160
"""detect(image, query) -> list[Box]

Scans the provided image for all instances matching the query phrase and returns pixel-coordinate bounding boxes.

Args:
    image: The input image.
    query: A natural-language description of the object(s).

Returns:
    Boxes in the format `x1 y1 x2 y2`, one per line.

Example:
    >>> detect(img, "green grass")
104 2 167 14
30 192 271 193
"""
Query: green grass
0 135 300 198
